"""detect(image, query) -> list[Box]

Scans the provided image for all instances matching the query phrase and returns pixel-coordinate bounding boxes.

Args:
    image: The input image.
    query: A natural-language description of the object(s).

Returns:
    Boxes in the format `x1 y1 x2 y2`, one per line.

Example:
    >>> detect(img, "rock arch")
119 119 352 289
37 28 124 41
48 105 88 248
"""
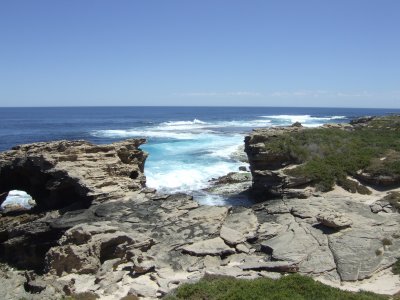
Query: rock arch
0 139 147 210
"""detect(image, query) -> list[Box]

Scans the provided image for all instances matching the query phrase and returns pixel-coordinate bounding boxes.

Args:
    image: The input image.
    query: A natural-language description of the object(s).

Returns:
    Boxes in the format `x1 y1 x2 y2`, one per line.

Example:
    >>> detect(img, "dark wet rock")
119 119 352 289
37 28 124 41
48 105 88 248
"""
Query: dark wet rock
291 121 303 127
210 172 251 185
349 116 375 126
0 218 64 271
48 209 98 230
205 172 252 204
239 261 299 272
356 171 400 187
0 191 8 207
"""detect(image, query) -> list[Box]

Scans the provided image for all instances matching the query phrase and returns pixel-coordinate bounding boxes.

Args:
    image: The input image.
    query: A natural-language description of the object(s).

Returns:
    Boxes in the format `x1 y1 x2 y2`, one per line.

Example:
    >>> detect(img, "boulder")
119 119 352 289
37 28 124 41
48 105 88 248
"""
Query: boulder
316 211 352 229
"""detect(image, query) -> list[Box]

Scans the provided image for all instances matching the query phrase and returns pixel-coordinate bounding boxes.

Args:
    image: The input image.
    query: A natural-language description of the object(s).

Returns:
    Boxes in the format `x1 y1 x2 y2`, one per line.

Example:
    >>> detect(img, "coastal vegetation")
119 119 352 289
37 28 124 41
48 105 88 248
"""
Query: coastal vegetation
166 274 387 300
263 116 400 191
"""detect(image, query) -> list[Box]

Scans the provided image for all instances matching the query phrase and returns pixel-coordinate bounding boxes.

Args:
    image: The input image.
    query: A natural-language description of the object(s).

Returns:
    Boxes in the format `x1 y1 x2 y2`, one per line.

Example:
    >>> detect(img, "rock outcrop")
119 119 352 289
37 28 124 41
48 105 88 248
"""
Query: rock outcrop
0 139 147 210
3 190 400 299
244 127 313 199
1 138 400 299
244 116 400 199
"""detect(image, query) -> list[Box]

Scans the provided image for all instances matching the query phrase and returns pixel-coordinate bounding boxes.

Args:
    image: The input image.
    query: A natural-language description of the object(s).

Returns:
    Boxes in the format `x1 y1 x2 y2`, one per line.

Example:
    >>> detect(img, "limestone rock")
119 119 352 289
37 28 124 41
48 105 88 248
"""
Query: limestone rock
328 230 385 281
127 275 159 298
0 139 147 209
220 226 246 245
235 243 251 254
299 246 336 274
317 211 353 229
181 237 235 256
244 126 310 199
45 222 154 276
261 228 319 263
222 208 258 240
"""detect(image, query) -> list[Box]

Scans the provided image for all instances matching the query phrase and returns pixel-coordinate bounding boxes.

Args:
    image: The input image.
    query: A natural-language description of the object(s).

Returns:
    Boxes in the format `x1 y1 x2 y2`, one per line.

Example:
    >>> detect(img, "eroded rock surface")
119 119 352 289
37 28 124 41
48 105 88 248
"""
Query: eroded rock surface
1 138 400 299
0 139 147 209
244 126 313 200
2 190 399 299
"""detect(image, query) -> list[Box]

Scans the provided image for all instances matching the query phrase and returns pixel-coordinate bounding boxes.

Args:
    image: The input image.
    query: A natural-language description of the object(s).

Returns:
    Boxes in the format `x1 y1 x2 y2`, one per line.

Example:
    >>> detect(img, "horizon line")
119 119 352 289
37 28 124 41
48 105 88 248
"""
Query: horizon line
1 105 400 110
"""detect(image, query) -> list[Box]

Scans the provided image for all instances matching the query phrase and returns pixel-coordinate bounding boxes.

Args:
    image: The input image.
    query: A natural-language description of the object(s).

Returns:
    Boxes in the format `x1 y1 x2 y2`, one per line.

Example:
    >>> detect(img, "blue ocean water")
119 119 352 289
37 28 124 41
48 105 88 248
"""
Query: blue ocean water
1 106 399 205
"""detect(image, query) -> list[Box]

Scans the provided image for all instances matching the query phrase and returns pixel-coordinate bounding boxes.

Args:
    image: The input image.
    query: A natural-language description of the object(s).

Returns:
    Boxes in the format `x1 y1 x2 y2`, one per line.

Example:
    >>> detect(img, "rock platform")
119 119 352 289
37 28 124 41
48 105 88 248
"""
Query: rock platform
0 138 399 299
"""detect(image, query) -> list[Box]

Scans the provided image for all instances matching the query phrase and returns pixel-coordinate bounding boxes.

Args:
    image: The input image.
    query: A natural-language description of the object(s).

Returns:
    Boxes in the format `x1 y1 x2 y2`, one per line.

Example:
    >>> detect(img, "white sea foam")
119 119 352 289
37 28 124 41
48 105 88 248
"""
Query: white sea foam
157 119 271 131
92 118 272 140
259 115 346 127
146 161 242 193
261 114 346 123
1 190 35 209
92 129 209 140
207 143 243 159
90 114 346 205
161 119 207 126
212 119 271 128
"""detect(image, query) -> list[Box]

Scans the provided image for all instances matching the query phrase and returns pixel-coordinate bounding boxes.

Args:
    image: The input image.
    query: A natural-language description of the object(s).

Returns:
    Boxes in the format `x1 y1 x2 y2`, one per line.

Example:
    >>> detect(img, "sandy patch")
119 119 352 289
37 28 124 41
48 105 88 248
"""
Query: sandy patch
316 268 400 295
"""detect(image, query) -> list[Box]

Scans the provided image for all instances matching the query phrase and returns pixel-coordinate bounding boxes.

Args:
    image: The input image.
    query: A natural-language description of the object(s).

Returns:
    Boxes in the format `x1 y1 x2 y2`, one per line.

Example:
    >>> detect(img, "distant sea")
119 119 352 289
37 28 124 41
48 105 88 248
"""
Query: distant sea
1 106 399 205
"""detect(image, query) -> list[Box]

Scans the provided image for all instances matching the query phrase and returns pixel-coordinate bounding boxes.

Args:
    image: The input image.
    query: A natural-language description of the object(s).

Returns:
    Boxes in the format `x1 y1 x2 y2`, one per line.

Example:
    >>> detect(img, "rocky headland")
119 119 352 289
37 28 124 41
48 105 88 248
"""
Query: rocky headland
0 116 400 299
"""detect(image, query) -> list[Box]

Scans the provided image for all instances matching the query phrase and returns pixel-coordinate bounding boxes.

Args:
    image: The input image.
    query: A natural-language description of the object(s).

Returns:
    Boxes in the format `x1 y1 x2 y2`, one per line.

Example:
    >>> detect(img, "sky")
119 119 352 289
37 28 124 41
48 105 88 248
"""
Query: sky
0 0 399 108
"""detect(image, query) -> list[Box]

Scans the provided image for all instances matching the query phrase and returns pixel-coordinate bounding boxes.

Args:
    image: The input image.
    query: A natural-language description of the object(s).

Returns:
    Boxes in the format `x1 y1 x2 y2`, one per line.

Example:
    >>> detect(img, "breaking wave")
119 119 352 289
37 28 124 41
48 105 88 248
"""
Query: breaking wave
89 114 349 203
261 115 347 127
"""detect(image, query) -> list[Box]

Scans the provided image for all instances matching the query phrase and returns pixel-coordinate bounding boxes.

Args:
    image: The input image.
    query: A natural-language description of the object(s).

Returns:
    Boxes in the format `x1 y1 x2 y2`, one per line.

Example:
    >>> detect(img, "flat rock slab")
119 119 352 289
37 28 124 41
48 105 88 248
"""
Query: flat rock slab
181 237 235 256
220 226 246 245
261 229 318 263
328 230 390 281
222 208 259 240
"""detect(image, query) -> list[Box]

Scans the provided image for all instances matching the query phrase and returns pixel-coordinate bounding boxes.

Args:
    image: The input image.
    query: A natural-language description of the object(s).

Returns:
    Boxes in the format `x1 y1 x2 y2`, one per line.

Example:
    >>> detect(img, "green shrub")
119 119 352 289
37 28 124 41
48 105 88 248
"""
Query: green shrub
166 274 387 300
382 238 393 246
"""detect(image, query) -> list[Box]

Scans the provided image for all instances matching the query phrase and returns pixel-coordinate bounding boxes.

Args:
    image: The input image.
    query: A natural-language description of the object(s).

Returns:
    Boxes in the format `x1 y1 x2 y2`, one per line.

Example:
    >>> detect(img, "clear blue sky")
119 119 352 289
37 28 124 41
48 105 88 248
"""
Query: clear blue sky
0 0 399 107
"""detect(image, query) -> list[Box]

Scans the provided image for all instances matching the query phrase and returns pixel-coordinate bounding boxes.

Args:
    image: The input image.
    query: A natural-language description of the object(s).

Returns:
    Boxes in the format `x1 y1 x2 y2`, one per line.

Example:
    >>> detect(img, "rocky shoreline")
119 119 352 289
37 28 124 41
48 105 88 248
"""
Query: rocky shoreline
0 118 400 299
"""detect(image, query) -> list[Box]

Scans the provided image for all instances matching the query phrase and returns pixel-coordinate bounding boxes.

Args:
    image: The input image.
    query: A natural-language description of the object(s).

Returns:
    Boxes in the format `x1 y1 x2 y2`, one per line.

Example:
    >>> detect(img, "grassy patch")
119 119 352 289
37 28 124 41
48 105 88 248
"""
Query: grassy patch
263 116 400 191
166 274 387 300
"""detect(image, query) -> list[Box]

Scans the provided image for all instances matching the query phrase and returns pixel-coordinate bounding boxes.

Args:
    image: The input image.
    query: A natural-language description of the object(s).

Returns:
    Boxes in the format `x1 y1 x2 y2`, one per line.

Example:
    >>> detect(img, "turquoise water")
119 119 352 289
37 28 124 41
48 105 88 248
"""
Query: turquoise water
1 106 399 205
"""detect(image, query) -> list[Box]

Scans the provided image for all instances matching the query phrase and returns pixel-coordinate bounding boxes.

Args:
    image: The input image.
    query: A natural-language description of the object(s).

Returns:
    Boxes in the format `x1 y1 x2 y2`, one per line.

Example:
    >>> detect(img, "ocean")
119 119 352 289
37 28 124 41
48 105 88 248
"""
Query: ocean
1 106 399 206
